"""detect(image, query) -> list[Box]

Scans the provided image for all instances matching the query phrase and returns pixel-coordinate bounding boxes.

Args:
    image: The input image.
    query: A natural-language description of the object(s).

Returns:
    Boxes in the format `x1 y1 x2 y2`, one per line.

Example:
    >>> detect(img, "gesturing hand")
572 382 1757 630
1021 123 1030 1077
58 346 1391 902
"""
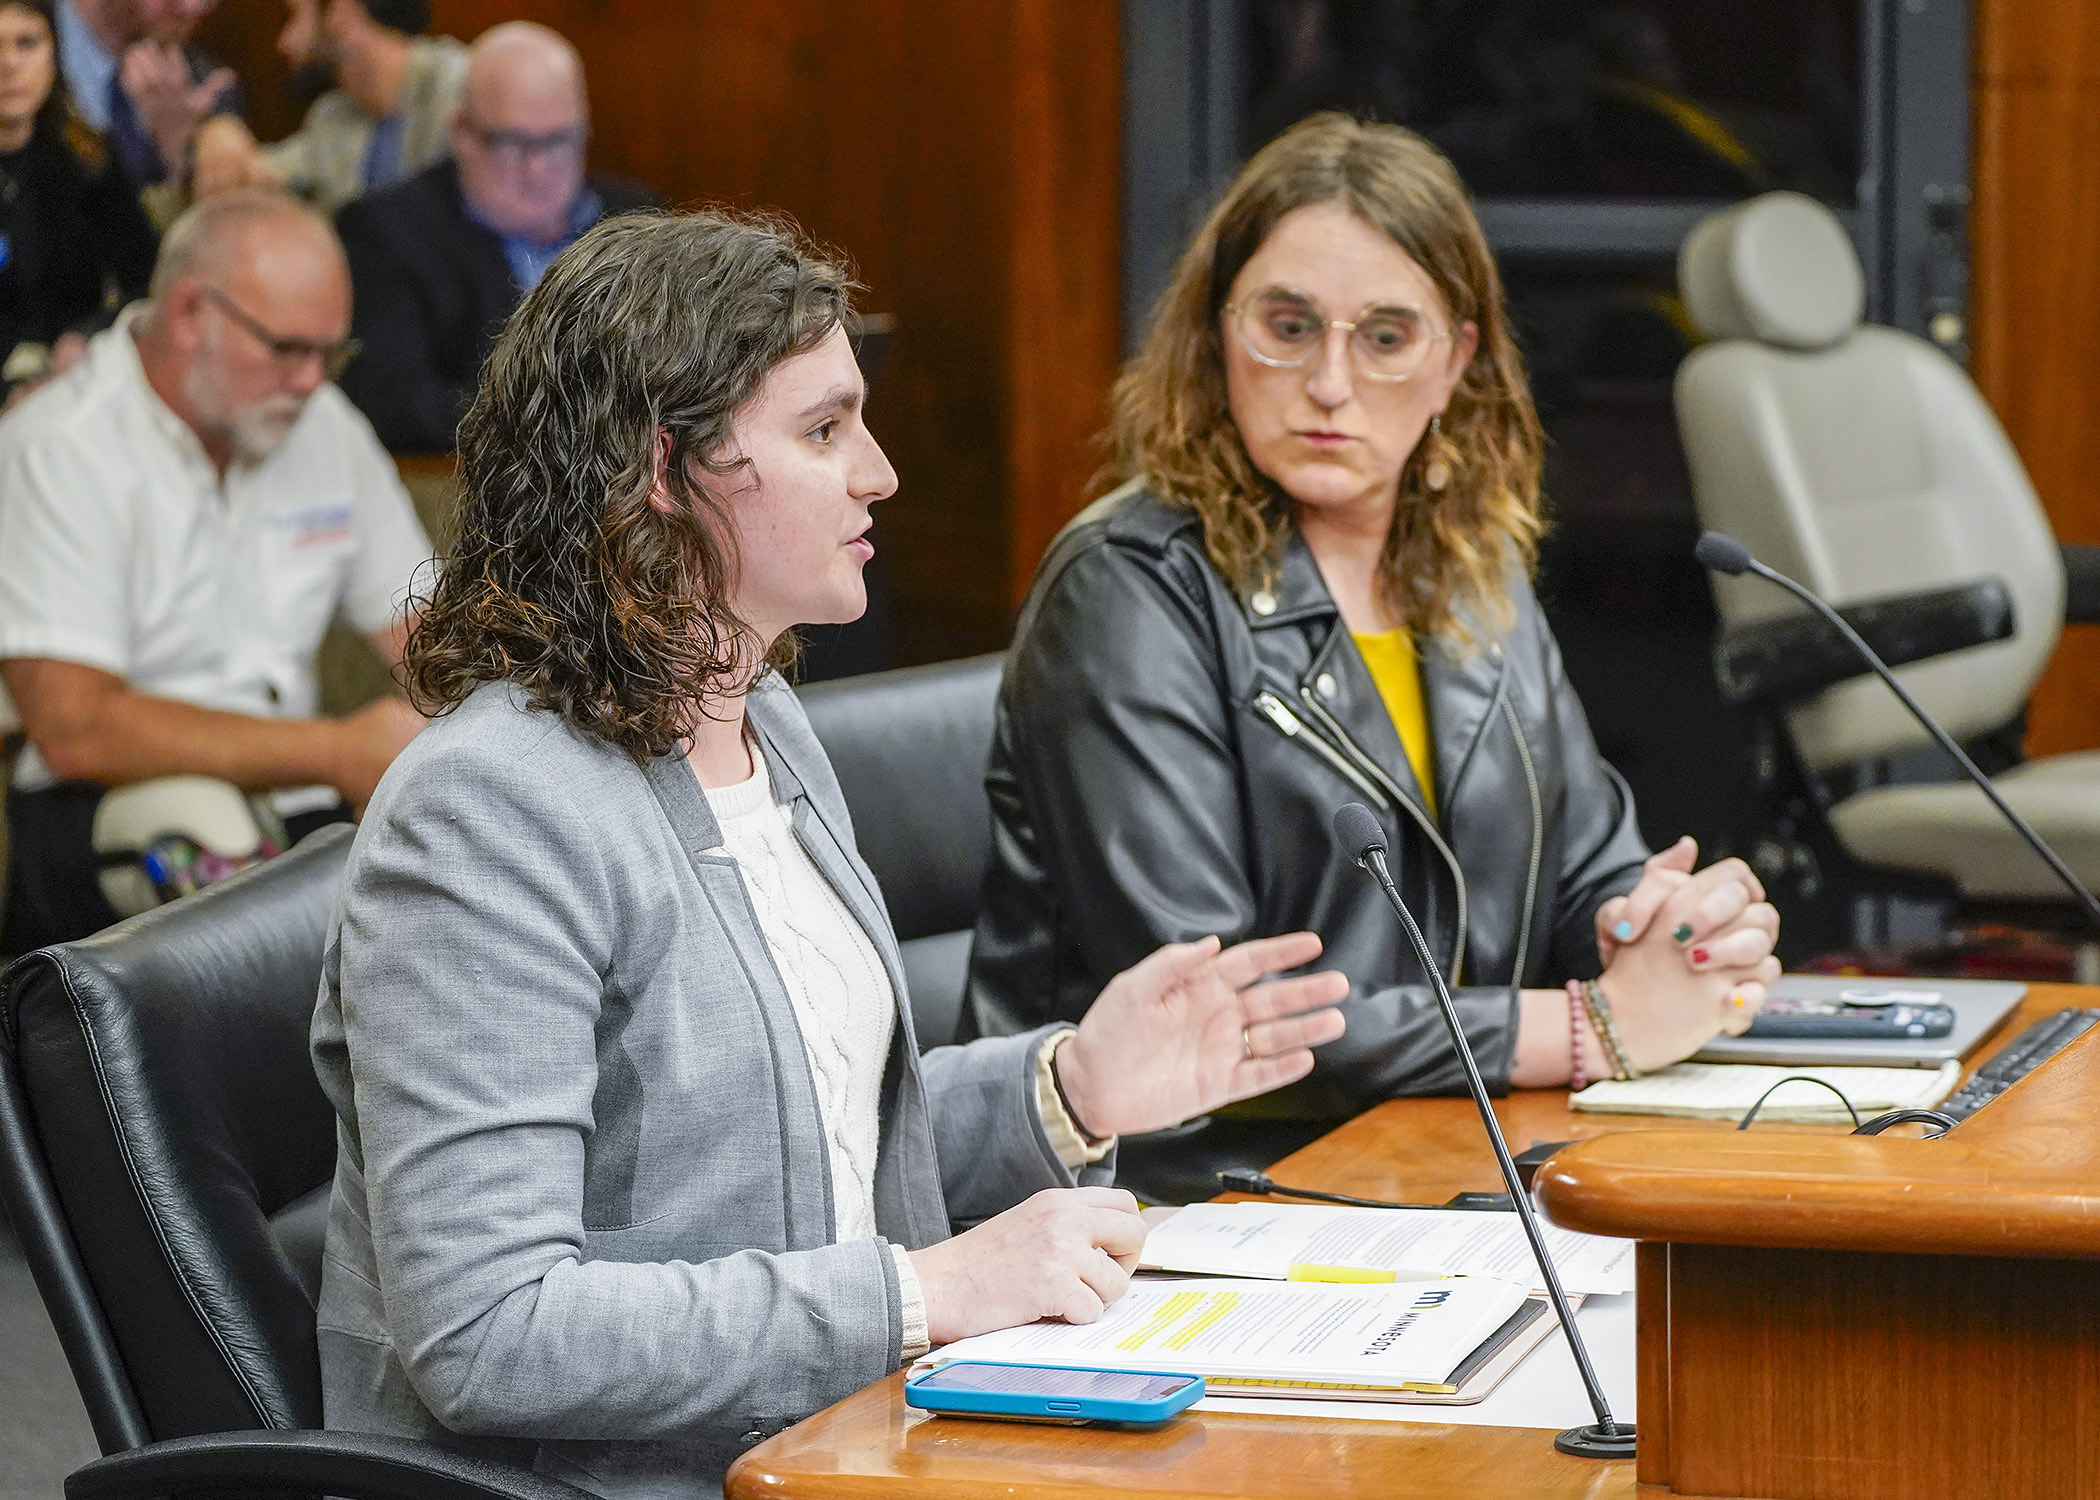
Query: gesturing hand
121 42 234 177
1052 932 1348 1140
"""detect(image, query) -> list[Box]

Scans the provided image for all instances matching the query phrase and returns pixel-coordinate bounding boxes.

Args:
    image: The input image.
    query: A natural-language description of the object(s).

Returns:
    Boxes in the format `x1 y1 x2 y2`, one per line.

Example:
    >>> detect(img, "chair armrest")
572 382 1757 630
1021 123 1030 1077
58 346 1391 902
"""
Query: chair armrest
1713 578 2016 707
64 1430 598 1500
2061 544 2100 625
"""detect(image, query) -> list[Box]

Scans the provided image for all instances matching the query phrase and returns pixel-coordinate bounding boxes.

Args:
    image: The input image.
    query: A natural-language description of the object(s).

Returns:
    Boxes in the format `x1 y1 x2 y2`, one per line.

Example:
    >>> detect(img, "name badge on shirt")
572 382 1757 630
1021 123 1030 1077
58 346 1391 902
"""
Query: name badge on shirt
281 500 355 550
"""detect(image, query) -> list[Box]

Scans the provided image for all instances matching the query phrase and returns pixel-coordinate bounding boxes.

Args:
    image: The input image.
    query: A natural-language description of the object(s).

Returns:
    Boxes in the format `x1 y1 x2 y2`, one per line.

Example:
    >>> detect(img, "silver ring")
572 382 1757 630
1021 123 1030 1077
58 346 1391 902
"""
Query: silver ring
1241 1027 1256 1060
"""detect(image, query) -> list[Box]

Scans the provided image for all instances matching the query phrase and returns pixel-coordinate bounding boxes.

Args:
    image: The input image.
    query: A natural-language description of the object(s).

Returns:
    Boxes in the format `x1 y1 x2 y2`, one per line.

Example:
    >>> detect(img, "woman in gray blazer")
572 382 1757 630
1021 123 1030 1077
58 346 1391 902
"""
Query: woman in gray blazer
308 209 1350 1499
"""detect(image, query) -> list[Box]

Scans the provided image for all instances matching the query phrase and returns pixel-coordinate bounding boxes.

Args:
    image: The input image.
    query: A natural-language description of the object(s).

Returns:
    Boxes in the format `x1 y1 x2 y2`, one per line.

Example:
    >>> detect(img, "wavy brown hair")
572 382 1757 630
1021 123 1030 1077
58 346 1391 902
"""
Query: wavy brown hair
403 208 856 761
1110 113 1544 643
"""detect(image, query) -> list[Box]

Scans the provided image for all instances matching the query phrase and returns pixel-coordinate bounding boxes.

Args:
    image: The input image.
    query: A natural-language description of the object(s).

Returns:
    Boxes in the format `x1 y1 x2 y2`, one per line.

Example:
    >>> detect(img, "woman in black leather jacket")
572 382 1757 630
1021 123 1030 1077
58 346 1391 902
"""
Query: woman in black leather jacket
964 115 1780 1184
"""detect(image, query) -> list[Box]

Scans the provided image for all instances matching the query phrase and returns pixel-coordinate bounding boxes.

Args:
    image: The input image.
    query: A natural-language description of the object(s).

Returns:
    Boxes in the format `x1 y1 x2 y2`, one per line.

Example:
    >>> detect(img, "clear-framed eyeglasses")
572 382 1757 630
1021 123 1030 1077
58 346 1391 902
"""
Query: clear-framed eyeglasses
1222 285 1453 383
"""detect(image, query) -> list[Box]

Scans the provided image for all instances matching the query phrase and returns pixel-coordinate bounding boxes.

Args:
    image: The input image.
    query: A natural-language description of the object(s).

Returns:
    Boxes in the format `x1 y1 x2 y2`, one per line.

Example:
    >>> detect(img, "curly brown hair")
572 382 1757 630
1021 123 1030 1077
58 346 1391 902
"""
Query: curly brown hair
1110 113 1545 644
403 208 857 761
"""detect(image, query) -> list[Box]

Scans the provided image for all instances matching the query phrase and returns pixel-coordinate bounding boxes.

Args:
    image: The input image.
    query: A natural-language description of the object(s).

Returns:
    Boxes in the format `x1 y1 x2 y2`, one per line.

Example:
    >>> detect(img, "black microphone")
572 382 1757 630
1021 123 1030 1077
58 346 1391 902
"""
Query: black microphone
1695 530 2100 932
1331 802 1634 1460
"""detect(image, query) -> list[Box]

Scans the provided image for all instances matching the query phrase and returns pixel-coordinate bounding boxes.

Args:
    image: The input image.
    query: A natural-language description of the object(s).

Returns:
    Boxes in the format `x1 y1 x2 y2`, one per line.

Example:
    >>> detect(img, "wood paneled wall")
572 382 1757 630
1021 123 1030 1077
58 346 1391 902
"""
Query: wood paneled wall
1972 0 2100 755
198 2 2098 706
198 0 1123 662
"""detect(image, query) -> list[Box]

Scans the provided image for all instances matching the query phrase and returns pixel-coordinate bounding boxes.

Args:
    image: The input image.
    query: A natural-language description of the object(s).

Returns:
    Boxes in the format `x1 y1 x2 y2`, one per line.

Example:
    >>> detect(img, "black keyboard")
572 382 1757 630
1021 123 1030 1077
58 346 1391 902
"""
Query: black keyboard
1939 1008 2100 1123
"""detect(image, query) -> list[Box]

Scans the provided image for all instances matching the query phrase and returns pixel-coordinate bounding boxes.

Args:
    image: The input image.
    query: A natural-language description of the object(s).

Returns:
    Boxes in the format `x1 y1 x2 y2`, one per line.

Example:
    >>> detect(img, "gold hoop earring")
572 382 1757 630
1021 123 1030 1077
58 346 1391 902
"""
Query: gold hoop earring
1422 414 1453 493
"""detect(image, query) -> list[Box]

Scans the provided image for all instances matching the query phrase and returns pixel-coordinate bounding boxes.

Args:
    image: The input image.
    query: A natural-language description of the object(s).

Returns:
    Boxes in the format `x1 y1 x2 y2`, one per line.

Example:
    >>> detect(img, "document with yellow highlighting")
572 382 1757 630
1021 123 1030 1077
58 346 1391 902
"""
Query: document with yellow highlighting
918 1276 1531 1389
1138 1203 1636 1296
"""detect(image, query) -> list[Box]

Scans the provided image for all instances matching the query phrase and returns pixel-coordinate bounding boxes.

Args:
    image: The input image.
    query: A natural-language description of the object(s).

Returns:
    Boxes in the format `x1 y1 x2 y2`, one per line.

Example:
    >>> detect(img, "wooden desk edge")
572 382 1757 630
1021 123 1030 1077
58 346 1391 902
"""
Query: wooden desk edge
1538 1144 2100 1256
1539 999 2100 1257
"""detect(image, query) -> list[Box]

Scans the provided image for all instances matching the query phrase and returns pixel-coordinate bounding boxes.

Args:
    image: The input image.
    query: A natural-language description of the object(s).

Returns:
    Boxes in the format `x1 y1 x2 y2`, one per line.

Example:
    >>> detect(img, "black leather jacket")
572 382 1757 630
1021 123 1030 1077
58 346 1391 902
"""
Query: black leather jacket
963 486 1650 1106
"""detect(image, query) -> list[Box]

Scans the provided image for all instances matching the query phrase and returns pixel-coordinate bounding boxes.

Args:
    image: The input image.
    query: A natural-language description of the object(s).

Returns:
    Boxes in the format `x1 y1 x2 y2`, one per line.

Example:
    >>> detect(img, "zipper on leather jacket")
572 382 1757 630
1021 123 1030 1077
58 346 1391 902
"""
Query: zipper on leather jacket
1253 692 1390 810
1501 698 1544 987
1293 685 1470 984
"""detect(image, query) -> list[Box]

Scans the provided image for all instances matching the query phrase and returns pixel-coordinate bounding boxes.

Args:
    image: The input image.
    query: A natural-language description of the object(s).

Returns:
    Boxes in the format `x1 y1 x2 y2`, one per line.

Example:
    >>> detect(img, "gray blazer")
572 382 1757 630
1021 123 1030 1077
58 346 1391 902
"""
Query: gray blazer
310 676 1103 1499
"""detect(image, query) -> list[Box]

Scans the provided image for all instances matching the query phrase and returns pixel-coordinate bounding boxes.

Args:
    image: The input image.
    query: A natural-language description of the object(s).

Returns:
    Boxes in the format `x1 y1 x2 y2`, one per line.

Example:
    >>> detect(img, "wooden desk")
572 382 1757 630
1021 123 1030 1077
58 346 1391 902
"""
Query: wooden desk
727 985 2089 1499
1541 984 2100 1499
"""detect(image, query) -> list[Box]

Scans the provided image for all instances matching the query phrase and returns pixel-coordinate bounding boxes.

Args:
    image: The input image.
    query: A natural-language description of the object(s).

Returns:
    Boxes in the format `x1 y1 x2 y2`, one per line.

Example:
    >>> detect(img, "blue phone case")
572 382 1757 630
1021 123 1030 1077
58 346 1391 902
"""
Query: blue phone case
904 1361 1206 1425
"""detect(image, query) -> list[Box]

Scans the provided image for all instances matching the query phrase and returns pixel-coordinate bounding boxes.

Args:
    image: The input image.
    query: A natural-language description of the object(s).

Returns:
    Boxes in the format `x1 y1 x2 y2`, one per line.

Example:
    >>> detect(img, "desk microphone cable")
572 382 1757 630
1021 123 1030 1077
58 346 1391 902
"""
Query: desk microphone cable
1215 1166 1430 1211
1733 1076 1956 1136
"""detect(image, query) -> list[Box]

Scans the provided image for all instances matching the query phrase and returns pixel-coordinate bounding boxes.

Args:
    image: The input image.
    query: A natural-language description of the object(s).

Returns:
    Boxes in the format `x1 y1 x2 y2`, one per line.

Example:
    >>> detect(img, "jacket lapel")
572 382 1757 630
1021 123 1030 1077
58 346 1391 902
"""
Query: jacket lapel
1423 634 1510 811
639 748 839 1248
1257 530 1515 821
1253 530 1436 822
747 691 950 1249
745 715 913 1048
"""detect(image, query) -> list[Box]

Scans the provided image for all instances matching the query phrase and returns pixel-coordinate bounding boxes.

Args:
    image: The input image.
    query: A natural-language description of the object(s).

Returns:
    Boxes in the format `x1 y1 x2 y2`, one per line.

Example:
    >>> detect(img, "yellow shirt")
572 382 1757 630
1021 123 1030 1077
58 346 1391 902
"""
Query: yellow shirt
1352 630 1437 818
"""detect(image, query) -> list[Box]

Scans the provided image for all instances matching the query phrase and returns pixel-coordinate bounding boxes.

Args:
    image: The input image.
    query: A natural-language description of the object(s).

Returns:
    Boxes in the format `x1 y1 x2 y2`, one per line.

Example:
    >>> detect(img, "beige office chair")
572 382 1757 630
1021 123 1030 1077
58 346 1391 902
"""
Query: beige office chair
1675 191 2100 904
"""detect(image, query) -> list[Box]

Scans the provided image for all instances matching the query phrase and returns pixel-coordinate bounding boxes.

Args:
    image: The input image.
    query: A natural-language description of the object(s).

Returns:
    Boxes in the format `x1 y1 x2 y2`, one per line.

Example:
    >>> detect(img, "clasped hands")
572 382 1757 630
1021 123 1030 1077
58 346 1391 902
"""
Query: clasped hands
910 932 1346 1345
1590 836 1781 1074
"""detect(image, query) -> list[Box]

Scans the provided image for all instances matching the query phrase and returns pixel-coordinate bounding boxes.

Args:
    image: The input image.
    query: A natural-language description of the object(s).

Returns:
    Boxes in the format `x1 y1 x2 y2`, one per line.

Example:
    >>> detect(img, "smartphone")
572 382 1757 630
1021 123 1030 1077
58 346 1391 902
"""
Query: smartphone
904 1362 1205 1426
1745 996 1956 1039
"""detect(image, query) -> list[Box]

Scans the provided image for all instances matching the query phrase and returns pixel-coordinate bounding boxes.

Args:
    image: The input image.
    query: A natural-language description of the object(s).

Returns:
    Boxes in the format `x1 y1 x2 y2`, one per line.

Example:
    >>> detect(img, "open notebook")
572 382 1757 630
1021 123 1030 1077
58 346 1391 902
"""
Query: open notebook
916 1275 1534 1396
1571 1059 1962 1121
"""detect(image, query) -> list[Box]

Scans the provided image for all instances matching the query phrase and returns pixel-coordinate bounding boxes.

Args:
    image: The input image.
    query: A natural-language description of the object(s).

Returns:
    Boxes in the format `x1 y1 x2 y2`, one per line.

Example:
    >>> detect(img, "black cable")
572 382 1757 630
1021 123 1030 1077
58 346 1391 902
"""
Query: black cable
1736 1075 1862 1130
1215 1167 1434 1210
1852 1109 1956 1137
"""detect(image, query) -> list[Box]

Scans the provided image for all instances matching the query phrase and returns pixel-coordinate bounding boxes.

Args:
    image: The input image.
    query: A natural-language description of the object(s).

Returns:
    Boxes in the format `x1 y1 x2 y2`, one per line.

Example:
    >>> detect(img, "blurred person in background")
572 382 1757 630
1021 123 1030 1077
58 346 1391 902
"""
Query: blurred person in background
335 20 654 452
188 0 465 212
0 0 157 402
0 189 429 954
54 0 237 193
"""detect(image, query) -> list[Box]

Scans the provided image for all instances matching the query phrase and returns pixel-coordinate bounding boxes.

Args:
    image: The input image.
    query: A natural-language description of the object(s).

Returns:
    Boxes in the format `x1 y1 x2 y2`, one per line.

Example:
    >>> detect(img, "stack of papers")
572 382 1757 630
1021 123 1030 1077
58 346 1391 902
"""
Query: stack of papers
1571 1059 1962 1121
920 1275 1532 1392
1139 1202 1635 1295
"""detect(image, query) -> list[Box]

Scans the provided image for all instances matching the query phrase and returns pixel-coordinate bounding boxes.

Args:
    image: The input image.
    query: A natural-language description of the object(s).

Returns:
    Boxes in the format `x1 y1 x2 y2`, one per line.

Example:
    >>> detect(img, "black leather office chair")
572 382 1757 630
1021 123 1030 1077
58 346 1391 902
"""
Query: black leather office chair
798 656 1316 1203
0 825 589 1500
799 653 1003 1049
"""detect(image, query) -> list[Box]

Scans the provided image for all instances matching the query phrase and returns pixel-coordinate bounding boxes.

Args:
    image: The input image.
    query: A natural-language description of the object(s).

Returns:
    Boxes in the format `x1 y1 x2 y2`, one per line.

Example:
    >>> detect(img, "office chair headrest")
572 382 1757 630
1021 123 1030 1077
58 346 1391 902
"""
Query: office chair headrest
1679 191 1863 351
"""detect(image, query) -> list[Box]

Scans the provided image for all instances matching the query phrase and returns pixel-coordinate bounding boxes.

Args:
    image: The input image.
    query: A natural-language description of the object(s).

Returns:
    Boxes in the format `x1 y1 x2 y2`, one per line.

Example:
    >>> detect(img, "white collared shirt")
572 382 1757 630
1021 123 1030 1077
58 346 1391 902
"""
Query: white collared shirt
0 312 433 791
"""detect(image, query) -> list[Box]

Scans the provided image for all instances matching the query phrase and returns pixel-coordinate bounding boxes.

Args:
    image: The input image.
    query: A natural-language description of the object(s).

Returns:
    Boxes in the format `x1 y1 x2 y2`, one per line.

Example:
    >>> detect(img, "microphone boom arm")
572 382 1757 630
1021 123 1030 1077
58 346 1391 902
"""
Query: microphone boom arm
1356 843 1634 1457
1742 556 2100 933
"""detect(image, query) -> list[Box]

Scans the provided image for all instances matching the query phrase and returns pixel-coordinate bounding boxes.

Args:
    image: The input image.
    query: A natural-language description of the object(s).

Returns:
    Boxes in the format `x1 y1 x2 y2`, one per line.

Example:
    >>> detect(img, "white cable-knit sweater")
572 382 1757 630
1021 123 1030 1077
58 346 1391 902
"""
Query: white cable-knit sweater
702 753 895 1240
700 746 1112 1359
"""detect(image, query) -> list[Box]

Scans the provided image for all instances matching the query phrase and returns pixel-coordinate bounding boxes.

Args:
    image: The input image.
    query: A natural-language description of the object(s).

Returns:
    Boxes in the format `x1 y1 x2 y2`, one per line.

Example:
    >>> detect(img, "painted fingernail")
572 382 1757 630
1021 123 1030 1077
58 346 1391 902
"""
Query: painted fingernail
1672 923 1694 944
1613 920 1634 941
1731 991 1748 1009
1691 947 1710 965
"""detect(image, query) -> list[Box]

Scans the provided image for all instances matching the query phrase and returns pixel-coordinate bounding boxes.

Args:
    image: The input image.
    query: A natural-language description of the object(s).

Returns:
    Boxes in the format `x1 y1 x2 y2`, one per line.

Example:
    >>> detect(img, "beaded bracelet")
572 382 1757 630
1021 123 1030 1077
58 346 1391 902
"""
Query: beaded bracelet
1583 981 1636 1081
1564 979 1591 1092
1581 979 1643 1081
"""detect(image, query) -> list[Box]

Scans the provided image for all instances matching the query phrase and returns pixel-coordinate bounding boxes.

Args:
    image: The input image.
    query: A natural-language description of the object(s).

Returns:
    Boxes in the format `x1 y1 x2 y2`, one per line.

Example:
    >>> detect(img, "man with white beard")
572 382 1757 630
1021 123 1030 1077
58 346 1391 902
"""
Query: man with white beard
0 189 430 953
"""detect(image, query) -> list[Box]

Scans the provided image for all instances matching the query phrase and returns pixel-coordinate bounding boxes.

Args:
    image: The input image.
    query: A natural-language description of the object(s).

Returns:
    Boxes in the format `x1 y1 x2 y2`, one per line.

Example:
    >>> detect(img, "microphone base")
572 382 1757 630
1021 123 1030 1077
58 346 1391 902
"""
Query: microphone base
1555 1422 1637 1459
